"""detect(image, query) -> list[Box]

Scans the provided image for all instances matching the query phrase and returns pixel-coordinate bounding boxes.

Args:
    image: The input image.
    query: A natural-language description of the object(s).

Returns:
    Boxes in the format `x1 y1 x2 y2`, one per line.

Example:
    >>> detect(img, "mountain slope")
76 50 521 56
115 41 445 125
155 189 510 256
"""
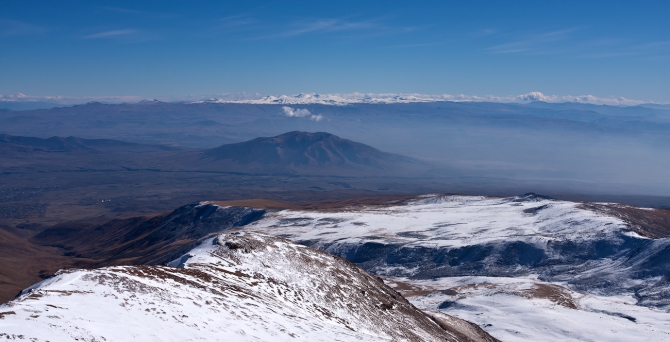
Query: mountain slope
237 194 670 341
0 134 180 153
0 232 497 342
202 131 425 175
245 194 670 310
5 194 670 340
0 229 68 303
1 204 264 303
31 204 265 267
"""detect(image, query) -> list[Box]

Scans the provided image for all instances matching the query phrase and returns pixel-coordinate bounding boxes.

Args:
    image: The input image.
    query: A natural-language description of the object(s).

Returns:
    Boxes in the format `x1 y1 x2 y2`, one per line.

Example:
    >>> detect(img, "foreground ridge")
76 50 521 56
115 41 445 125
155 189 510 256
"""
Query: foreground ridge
0 232 497 342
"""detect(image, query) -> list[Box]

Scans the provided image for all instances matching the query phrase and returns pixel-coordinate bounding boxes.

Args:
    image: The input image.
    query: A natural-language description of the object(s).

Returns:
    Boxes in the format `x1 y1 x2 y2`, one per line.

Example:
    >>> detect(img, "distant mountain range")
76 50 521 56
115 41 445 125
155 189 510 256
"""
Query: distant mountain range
1 132 426 176
194 92 656 106
0 134 180 153
1 100 669 203
2 91 663 107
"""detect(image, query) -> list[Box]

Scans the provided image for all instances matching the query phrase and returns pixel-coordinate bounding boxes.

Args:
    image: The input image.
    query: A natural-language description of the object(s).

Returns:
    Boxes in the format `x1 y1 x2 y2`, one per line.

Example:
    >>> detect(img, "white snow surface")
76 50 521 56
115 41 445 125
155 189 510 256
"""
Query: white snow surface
3 194 667 341
235 194 669 341
393 276 670 342
245 194 632 248
0 232 469 342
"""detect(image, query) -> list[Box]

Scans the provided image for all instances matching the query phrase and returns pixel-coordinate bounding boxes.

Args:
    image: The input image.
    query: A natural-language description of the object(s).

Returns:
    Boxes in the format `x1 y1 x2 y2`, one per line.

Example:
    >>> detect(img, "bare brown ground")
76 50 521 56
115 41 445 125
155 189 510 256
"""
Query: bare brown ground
383 278 437 297
447 283 499 293
210 199 305 210
211 195 418 211
384 277 577 311
0 228 74 303
580 203 670 238
517 283 578 309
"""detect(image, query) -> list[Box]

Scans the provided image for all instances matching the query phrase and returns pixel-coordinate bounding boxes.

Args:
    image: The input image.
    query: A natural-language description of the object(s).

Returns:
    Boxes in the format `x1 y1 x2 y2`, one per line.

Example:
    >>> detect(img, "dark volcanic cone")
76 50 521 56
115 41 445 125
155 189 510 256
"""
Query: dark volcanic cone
203 131 425 175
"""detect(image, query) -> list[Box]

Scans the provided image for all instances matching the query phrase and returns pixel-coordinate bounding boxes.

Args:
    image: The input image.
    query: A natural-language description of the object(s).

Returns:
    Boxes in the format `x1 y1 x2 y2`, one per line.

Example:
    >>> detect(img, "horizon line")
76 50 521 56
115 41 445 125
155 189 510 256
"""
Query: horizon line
1 91 668 107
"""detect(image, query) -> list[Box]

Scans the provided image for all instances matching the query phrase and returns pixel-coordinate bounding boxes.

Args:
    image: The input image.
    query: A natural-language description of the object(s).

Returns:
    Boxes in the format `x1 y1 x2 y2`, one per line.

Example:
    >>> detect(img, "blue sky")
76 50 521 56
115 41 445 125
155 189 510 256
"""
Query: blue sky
1 0 668 102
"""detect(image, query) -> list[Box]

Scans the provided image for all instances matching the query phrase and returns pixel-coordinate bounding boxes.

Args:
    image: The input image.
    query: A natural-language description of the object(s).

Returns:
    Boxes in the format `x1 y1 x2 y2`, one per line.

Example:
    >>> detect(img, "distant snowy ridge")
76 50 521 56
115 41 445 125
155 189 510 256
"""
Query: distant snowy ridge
1 91 658 106
195 92 650 106
0 93 145 105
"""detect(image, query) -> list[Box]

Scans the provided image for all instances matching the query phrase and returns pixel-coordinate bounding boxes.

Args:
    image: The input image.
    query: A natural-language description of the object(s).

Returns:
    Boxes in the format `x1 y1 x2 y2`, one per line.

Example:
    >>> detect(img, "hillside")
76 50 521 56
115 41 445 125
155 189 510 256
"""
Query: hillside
202 131 426 175
242 193 670 341
0 232 498 342
0 229 69 302
31 204 265 267
3 194 670 340
0 134 180 153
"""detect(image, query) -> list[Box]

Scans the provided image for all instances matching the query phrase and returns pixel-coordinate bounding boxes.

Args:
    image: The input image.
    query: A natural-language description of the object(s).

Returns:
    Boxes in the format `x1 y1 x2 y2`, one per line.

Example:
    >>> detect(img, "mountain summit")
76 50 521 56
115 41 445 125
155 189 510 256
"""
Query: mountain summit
203 131 424 175
2 232 498 341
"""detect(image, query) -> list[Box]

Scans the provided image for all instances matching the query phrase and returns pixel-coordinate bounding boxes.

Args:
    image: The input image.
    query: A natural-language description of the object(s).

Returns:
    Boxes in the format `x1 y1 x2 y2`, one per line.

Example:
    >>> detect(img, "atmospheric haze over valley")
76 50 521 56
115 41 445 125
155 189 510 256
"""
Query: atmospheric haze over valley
1 1 669 341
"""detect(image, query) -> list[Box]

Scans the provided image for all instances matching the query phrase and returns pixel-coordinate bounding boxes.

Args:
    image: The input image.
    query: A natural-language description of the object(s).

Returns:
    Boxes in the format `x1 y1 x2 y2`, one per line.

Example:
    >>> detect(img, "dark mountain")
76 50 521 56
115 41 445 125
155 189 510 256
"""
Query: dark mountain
202 131 426 175
0 134 180 153
1 132 425 175
0 203 265 303
31 203 265 267
0 101 66 111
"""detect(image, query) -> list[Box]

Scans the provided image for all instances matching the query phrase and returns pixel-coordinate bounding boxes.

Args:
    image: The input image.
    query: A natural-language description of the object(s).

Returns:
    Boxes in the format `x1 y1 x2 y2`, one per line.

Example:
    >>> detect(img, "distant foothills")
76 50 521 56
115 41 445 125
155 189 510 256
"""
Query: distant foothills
1 99 668 198
1 131 426 176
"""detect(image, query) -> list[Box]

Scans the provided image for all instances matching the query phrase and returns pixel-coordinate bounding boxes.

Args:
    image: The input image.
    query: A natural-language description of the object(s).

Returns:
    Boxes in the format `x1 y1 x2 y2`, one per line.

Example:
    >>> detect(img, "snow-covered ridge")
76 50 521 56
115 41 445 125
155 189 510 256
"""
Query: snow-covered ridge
1 91 656 106
246 194 632 249
242 195 670 302
194 92 650 106
234 194 670 341
0 232 497 342
3 194 668 341
0 93 145 105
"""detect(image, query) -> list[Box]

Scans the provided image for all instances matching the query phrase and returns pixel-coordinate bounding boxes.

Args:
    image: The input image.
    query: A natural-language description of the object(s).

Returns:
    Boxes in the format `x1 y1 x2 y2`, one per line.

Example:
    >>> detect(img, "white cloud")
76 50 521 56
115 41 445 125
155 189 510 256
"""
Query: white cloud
84 29 136 39
0 19 46 37
264 18 384 39
282 106 311 117
281 106 324 121
515 91 554 102
487 28 580 55
511 92 646 106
